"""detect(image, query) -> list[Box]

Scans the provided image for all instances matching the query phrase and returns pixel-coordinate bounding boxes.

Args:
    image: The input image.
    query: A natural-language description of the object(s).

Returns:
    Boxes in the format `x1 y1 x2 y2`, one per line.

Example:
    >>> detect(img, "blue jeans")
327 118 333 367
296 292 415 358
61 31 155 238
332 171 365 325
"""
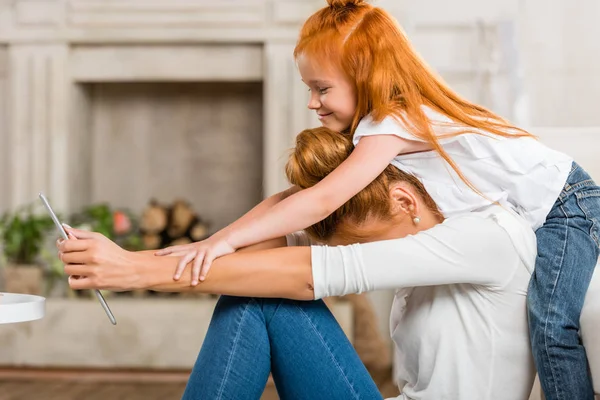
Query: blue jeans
181 296 382 400
528 162 600 399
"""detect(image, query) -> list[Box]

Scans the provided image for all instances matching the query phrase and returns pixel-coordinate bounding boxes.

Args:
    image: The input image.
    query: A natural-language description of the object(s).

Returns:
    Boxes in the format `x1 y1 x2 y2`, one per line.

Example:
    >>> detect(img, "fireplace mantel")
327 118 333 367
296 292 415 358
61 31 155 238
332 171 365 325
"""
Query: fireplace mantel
0 0 324 213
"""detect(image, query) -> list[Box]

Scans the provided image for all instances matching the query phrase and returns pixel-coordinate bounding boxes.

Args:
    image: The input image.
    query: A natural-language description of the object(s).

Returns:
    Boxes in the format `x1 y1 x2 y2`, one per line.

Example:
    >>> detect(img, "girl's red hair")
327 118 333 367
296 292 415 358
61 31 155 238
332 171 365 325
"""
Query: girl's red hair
294 0 533 193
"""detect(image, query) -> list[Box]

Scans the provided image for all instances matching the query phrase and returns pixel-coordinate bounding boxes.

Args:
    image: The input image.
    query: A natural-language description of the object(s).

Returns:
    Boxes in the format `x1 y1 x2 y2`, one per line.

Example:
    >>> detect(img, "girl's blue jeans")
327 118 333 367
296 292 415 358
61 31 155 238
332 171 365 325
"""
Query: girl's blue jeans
528 162 600 399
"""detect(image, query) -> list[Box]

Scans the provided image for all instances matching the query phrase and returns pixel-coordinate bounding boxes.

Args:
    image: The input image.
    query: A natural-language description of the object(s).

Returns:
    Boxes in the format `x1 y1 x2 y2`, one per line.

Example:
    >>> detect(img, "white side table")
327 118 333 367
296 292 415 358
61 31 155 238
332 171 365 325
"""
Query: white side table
0 292 45 324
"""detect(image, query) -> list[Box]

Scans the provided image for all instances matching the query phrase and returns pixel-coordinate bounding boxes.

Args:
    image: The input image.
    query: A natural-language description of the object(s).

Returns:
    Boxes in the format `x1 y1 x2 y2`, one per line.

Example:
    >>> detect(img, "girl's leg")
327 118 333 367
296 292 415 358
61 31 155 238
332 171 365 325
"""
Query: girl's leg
182 295 382 400
528 163 600 400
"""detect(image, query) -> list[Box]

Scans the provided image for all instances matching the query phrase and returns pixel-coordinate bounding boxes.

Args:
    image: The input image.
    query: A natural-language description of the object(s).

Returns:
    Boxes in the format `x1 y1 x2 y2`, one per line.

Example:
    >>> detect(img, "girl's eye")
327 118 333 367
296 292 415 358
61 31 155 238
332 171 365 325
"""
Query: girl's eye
318 87 329 94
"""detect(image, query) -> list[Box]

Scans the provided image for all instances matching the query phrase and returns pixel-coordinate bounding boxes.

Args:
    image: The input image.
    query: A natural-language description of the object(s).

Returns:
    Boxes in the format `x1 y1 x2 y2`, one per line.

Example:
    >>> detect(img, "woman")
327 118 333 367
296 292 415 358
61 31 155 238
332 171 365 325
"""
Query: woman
58 127 537 399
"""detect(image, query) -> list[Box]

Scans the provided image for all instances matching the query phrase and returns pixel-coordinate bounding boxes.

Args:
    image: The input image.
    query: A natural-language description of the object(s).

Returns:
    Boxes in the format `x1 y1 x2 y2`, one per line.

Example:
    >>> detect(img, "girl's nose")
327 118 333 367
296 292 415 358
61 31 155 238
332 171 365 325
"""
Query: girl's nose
307 92 320 110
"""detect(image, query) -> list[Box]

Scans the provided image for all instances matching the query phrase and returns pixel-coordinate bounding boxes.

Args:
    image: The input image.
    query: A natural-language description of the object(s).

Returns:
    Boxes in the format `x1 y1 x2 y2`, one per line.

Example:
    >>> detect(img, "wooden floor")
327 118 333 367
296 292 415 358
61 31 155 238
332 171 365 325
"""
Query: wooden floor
0 369 279 400
0 380 187 400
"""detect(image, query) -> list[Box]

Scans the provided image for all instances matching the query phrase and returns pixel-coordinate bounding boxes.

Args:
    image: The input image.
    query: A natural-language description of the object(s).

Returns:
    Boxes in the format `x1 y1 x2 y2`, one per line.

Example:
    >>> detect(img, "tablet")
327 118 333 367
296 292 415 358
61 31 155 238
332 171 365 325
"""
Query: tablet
39 193 117 325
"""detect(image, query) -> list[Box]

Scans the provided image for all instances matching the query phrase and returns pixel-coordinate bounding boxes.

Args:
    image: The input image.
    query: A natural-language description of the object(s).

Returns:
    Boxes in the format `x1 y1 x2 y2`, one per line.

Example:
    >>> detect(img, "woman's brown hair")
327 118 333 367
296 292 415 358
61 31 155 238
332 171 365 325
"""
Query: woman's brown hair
286 127 443 242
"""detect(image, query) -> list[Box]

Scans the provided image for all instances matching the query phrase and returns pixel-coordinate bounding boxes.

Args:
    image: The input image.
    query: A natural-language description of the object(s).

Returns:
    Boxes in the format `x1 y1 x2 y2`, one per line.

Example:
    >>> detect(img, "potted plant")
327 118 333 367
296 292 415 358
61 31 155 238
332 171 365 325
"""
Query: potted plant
69 203 143 251
0 203 55 295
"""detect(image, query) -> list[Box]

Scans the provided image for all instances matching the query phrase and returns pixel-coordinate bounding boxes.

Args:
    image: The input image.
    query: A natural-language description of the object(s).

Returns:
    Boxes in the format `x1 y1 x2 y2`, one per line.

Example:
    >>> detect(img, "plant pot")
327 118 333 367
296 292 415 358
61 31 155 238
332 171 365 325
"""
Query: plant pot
1 264 43 295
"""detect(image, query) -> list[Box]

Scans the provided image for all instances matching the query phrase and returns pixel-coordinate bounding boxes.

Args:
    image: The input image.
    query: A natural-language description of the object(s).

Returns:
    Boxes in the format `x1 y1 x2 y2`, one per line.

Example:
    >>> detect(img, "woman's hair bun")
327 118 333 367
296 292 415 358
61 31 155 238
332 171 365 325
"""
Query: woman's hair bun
327 0 367 8
286 127 353 189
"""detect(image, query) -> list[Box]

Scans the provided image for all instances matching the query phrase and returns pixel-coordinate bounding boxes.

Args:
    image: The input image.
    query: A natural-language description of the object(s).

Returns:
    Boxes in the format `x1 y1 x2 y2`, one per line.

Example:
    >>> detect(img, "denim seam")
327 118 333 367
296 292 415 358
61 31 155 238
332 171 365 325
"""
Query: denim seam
296 304 361 400
559 180 597 201
543 203 568 400
575 194 600 248
216 300 252 400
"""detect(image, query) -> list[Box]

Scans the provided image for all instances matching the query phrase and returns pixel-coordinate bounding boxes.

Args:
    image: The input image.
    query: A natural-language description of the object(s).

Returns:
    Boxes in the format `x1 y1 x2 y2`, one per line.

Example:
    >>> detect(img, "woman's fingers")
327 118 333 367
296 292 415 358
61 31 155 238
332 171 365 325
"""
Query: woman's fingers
68 274 93 290
59 238 94 253
61 249 94 265
64 263 91 277
63 226 96 240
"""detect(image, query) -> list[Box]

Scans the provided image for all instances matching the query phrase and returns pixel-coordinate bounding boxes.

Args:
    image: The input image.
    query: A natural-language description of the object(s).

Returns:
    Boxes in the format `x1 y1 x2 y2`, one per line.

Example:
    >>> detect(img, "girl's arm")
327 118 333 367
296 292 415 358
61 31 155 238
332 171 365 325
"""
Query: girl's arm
156 186 299 256
216 186 300 240
237 237 288 253
226 135 408 249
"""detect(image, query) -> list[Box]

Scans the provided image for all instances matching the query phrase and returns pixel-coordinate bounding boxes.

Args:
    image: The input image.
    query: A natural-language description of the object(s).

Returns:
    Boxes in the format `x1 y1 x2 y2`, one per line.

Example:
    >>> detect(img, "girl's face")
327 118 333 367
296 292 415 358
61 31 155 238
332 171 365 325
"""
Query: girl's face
297 55 357 132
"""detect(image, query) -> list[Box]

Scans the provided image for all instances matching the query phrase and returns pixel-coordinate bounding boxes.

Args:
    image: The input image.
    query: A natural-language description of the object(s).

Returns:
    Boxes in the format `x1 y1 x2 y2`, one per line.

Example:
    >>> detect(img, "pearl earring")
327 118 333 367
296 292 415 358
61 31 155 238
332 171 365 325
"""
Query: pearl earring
413 216 421 225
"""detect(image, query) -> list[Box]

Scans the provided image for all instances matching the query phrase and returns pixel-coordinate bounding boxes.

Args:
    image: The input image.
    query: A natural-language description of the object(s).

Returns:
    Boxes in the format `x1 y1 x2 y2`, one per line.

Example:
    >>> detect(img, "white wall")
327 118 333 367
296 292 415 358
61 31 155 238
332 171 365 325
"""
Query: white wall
377 0 600 127
521 0 600 127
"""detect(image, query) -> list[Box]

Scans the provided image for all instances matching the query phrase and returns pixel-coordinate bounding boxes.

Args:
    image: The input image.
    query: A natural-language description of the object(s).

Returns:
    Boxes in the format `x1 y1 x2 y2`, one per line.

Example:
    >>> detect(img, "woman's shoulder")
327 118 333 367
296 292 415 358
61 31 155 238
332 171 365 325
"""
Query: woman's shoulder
445 207 537 273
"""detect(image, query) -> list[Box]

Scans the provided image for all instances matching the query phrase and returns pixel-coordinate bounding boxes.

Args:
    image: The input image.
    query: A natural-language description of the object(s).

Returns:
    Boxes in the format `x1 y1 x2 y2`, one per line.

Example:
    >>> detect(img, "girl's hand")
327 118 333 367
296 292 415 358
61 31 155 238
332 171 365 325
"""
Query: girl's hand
162 237 236 286
57 227 143 291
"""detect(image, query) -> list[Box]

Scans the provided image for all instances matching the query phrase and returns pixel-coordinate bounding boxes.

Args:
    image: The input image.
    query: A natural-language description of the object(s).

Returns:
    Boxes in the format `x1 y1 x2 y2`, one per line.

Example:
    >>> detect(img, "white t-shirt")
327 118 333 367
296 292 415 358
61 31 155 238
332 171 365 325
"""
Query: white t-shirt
353 107 573 230
287 206 537 400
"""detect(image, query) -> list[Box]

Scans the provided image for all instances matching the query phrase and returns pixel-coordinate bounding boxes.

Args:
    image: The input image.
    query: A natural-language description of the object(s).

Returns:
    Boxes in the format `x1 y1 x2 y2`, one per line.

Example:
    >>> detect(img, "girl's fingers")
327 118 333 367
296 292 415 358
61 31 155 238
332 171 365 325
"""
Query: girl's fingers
191 254 205 286
155 248 172 256
156 244 193 256
199 257 213 282
173 251 197 280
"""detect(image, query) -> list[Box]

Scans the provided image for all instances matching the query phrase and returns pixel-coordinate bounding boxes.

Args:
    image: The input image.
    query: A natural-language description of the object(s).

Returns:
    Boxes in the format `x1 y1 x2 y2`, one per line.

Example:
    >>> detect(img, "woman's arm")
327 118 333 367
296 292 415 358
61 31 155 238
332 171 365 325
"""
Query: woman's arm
311 213 525 299
146 247 314 300
59 228 314 300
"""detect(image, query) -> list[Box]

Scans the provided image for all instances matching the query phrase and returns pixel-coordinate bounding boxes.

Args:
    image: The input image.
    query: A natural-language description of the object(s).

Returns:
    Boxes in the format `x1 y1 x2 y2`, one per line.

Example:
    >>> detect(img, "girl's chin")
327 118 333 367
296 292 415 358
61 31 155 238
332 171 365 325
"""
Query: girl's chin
321 121 347 132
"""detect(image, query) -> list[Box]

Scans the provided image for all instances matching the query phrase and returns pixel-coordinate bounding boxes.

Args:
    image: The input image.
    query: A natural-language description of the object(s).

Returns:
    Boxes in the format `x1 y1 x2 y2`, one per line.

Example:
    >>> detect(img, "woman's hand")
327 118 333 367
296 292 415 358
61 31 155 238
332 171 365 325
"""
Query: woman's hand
57 227 144 291
155 236 235 286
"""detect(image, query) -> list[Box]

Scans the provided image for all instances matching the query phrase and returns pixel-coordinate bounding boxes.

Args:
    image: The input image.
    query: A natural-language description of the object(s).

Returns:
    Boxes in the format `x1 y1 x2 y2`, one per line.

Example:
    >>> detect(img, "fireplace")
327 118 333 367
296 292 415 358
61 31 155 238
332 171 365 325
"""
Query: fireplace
0 1 321 217
72 81 263 231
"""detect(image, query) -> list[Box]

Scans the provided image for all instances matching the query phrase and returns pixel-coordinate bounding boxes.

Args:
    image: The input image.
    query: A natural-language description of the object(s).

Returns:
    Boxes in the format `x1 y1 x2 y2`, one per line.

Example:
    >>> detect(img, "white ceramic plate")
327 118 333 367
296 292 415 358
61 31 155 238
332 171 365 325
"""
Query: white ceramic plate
0 292 45 324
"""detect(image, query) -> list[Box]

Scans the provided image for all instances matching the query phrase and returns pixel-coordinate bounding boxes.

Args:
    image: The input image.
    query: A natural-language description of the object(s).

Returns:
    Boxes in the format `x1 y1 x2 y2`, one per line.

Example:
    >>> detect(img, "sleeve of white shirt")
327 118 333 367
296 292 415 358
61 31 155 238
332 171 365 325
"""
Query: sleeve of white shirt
353 108 464 147
353 115 423 147
310 214 520 299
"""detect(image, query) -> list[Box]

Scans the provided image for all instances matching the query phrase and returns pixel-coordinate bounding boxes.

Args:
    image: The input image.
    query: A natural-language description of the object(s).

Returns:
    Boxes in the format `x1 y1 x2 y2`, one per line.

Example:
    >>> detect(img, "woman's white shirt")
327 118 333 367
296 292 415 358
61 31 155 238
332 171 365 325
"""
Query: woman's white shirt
286 206 537 400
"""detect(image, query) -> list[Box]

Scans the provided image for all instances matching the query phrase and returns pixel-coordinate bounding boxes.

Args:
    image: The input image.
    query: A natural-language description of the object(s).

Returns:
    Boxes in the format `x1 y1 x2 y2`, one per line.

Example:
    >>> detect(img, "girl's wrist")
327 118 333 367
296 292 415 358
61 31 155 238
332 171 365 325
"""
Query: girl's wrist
220 230 240 250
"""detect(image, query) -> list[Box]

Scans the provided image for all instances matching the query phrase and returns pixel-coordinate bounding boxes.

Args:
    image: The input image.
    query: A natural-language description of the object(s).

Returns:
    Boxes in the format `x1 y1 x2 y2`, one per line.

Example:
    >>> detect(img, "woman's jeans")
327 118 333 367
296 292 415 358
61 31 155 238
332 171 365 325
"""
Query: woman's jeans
528 162 600 399
181 296 382 400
